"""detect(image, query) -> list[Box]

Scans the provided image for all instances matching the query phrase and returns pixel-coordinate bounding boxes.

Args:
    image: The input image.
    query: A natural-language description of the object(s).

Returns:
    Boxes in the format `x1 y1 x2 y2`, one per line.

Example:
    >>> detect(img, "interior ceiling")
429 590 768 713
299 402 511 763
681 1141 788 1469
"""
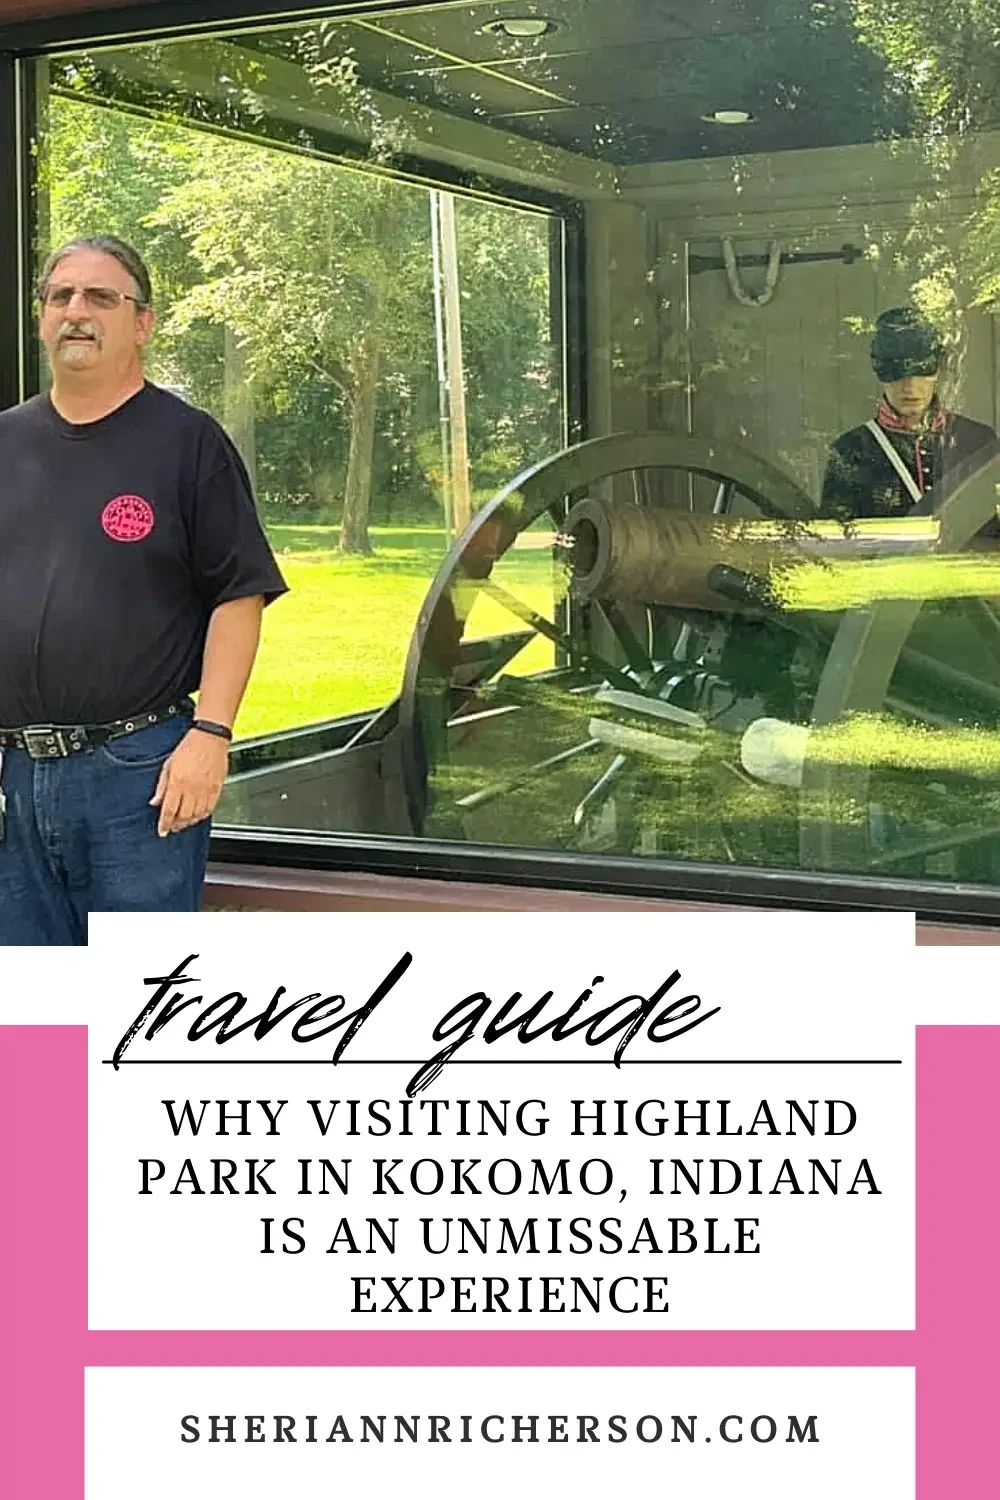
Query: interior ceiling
261 0 912 166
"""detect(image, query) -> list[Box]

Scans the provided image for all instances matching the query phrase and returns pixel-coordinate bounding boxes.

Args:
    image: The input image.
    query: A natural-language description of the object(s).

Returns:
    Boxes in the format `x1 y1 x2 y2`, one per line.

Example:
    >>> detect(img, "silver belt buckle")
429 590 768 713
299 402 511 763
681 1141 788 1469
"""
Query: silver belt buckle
22 726 72 758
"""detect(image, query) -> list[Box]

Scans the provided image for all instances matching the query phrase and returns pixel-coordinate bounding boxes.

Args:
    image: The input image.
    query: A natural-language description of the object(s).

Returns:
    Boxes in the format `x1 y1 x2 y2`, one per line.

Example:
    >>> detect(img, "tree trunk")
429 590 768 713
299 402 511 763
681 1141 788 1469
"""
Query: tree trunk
340 333 380 554
223 326 257 492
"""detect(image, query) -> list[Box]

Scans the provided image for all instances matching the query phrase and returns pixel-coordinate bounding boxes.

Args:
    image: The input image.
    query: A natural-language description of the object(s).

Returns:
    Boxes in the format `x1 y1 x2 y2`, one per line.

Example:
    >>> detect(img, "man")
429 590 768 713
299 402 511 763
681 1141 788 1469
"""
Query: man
820 305 997 521
0 234 287 945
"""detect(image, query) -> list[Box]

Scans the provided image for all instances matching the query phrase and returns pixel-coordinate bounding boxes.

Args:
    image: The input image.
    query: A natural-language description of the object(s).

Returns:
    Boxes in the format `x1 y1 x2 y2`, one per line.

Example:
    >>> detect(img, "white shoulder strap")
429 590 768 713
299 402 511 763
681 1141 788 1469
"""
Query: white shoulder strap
864 419 922 504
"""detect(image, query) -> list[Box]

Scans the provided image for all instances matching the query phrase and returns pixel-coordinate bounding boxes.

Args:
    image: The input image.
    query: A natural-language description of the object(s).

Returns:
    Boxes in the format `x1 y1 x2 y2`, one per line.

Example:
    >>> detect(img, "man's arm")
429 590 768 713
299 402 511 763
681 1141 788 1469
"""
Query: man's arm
151 594 265 836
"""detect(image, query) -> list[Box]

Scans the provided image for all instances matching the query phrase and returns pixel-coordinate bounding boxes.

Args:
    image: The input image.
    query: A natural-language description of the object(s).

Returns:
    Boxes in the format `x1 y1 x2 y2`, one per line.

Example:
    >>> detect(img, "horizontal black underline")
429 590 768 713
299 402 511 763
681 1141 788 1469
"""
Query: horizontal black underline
102 1058 901 1067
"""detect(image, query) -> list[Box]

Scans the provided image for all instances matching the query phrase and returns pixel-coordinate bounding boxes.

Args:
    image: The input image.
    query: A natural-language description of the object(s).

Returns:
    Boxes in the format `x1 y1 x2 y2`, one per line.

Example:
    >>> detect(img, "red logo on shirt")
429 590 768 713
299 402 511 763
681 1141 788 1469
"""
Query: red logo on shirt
101 494 155 542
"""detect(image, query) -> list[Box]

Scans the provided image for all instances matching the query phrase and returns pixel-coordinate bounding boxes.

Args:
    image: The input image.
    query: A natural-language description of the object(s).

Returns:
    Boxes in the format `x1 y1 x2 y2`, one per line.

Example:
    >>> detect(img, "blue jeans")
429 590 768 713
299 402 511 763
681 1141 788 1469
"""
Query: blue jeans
0 713 211 946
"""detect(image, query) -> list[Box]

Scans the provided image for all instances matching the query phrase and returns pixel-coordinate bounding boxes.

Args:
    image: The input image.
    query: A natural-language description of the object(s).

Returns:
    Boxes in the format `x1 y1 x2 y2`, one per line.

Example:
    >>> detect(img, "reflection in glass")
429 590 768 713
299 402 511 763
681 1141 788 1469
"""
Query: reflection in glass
402 431 1000 883
41 55 563 737
28 0 1000 890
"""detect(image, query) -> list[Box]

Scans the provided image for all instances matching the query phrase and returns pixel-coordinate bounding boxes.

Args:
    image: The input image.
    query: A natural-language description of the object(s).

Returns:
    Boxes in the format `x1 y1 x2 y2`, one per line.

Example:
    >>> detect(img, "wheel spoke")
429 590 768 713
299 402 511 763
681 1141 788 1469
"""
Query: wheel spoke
478 578 639 694
478 577 573 652
594 599 654 677
455 738 604 812
572 752 628 829
712 479 735 515
631 467 652 506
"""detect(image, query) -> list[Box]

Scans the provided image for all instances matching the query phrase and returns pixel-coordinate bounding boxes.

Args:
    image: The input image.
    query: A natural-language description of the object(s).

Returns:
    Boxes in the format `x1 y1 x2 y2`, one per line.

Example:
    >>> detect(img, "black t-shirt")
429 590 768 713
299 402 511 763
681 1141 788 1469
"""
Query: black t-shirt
0 383 287 725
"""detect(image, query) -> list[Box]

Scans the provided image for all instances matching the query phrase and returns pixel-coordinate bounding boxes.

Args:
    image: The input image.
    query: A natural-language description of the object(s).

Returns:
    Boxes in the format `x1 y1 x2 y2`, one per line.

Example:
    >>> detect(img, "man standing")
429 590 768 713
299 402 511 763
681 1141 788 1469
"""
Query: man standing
0 234 287 945
820 305 997 521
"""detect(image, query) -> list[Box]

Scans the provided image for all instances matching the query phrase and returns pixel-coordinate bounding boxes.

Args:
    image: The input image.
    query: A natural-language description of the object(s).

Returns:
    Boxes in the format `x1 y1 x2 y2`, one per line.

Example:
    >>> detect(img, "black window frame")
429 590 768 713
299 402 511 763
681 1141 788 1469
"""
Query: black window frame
2 0 999 927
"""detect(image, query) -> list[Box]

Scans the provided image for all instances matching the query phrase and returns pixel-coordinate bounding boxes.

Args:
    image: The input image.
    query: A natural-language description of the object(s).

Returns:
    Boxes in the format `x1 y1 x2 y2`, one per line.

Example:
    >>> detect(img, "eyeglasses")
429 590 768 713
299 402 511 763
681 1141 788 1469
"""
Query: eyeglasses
39 284 146 311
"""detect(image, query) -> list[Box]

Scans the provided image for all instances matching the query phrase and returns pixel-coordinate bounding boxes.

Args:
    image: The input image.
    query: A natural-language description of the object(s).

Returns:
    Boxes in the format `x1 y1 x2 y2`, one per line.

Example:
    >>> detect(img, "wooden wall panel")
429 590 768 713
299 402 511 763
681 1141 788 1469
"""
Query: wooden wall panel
686 230 883 502
637 135 1000 506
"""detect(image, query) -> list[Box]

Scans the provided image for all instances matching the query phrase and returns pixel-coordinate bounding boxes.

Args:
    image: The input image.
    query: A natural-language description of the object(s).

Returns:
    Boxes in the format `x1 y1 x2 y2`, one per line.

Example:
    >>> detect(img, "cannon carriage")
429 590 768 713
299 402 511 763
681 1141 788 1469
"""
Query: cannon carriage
222 430 1000 885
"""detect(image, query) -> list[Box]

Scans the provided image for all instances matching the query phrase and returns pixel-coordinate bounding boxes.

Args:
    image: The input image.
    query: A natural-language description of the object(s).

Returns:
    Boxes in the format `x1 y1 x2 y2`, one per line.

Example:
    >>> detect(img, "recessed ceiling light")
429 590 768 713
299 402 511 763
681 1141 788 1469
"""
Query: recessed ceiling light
481 17 558 39
701 109 754 125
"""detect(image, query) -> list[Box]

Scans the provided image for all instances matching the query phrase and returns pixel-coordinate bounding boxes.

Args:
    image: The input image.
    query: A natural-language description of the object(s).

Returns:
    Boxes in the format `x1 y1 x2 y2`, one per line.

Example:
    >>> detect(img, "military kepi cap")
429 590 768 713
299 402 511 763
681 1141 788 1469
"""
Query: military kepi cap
871 305 944 382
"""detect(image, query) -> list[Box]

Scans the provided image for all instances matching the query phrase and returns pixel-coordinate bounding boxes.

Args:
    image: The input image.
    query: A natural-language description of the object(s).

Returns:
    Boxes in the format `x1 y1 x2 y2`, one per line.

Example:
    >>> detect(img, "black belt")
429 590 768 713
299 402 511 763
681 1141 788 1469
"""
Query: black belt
0 701 191 759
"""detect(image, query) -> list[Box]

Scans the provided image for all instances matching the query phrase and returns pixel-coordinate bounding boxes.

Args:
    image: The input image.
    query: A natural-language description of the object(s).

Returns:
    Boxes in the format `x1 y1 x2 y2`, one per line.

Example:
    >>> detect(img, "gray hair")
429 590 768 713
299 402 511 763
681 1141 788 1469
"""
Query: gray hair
36 234 153 308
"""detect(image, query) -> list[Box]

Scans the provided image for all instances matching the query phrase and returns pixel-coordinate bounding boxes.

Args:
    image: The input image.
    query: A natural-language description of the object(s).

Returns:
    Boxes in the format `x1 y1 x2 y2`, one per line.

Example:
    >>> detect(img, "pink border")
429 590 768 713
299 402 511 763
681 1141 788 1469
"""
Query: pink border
1 1026 996 1496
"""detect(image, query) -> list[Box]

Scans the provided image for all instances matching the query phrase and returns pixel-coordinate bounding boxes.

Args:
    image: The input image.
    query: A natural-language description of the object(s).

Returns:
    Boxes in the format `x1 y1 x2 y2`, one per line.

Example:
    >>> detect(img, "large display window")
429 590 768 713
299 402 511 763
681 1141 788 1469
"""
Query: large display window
6 0 1000 915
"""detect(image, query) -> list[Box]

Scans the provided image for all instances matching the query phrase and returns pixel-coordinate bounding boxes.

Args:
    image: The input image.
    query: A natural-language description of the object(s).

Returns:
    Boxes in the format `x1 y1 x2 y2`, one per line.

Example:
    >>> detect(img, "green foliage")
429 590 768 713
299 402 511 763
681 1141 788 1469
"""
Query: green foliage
147 141 434 392
43 88 562 542
851 0 1000 319
852 0 1000 130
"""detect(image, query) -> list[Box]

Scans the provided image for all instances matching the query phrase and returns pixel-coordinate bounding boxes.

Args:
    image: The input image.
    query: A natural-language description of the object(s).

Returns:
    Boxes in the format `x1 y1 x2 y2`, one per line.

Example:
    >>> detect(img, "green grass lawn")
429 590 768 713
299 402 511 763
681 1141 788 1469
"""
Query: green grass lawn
233 522 1000 883
236 523 557 740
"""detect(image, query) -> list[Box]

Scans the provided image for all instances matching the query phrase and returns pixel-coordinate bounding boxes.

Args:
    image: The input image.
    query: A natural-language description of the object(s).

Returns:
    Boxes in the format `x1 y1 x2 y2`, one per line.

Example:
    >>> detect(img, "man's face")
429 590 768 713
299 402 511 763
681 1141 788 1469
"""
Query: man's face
884 372 938 423
38 248 154 381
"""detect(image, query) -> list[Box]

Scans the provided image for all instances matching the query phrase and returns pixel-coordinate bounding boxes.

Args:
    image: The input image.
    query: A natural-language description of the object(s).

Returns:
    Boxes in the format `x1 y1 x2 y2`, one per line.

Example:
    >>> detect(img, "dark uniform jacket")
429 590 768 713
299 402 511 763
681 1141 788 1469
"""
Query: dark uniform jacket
820 407 997 523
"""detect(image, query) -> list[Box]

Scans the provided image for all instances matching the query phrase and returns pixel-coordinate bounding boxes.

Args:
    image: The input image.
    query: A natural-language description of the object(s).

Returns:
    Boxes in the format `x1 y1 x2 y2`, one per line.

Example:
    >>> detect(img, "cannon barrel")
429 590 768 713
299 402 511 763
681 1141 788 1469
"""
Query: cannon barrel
560 496 937 611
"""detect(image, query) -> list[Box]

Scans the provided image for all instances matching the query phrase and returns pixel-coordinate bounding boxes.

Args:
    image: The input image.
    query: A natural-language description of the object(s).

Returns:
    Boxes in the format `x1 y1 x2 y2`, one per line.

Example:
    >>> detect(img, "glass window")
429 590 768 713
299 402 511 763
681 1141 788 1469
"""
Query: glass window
28 0 1000 892
38 51 565 749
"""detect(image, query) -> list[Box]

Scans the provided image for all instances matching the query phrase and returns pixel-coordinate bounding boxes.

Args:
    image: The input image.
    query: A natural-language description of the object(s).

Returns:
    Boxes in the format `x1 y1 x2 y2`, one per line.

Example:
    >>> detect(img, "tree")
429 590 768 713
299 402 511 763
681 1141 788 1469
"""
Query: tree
44 97 205 389
455 197 562 494
148 141 434 552
850 0 1000 320
44 75 564 542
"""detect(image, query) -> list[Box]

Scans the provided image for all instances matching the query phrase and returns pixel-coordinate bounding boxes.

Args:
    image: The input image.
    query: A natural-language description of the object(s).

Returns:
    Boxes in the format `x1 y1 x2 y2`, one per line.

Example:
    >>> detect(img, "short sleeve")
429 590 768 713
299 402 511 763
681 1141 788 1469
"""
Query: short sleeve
188 427 288 610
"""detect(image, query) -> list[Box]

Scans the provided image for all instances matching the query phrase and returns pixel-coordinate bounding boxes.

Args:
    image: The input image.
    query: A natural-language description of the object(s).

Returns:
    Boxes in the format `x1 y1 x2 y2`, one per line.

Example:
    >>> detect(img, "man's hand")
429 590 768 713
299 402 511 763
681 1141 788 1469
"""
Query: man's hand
150 727 230 836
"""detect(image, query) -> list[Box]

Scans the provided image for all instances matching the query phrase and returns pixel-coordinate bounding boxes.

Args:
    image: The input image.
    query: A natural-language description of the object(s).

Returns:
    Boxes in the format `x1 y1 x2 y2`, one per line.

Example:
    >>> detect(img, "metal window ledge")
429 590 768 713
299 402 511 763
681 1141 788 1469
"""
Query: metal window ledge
206 829 1000 938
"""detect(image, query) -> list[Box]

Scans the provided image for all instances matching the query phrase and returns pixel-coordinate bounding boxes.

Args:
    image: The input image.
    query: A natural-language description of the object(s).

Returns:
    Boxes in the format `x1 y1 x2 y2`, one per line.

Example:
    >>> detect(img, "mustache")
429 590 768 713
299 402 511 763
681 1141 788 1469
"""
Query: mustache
56 319 103 347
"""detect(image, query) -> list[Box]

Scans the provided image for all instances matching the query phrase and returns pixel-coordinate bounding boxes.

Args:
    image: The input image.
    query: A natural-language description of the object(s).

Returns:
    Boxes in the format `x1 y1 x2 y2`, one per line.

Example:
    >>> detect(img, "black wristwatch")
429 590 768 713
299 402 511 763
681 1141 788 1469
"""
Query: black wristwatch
191 718 233 742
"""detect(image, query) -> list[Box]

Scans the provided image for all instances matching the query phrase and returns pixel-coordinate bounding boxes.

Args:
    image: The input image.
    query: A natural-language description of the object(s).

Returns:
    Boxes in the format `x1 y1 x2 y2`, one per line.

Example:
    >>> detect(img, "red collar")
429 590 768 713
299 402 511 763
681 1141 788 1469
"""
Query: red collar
876 396 947 434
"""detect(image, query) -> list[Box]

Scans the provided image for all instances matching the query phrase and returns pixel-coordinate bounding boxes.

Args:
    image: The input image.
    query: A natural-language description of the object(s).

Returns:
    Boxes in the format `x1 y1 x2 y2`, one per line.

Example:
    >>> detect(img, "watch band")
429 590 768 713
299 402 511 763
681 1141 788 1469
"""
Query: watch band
191 718 233 742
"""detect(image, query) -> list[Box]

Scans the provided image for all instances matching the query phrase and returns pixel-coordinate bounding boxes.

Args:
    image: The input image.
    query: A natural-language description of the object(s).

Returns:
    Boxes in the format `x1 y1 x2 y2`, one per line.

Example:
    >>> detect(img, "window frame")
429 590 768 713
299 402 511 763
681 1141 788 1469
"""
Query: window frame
2 0 999 926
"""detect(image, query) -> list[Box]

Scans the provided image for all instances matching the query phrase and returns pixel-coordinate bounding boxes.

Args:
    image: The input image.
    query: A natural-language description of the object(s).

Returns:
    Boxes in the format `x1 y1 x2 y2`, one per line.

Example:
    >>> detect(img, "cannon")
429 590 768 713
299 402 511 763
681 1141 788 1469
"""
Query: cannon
395 432 1000 879
221 431 1000 883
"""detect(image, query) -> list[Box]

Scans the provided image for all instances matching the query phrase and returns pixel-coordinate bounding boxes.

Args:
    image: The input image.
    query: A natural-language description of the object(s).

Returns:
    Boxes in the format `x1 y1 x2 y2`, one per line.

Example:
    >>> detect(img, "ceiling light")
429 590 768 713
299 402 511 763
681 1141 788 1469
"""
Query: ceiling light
701 109 754 125
481 17 558 39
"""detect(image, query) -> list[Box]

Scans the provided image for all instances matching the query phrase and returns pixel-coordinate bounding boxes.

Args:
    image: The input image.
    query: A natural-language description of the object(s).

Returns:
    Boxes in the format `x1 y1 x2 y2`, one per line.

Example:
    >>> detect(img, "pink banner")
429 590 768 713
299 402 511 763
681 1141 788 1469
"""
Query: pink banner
1 1026 995 1495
